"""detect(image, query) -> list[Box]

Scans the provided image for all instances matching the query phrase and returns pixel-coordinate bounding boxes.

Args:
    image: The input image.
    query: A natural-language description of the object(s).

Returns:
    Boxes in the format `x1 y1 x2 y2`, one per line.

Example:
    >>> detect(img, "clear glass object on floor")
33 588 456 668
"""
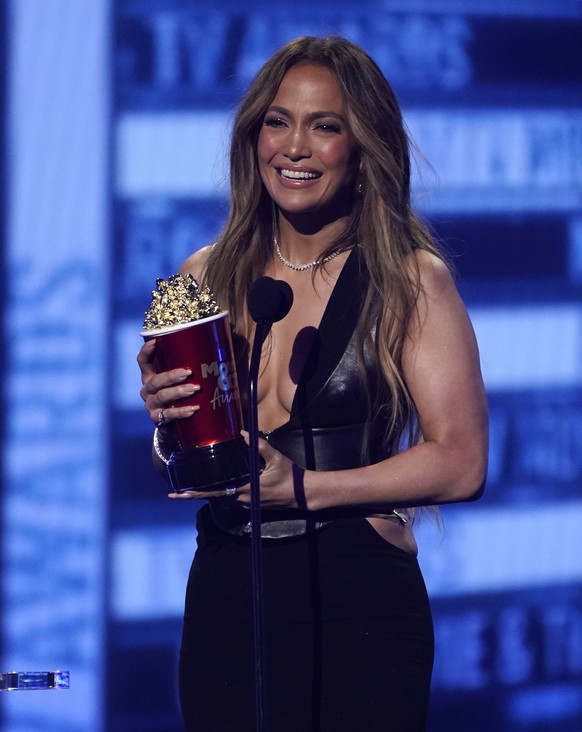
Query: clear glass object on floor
0 671 70 691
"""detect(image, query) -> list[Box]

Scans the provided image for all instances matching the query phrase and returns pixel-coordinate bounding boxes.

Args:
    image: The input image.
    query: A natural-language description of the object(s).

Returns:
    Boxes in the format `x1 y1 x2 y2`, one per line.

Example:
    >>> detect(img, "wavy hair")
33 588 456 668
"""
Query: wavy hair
203 36 448 454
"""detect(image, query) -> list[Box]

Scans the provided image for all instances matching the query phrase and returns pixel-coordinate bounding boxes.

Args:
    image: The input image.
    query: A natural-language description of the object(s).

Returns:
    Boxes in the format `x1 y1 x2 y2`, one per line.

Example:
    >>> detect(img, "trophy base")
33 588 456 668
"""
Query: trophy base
167 436 251 493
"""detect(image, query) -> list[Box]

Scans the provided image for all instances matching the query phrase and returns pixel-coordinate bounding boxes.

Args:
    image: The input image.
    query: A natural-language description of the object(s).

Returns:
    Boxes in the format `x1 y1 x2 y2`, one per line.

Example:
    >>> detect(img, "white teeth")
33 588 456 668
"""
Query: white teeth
280 169 319 180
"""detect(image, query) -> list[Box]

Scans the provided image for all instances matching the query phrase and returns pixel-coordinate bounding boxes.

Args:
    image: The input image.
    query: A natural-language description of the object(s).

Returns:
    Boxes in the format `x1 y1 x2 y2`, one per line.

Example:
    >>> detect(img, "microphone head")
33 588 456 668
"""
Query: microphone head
247 277 293 324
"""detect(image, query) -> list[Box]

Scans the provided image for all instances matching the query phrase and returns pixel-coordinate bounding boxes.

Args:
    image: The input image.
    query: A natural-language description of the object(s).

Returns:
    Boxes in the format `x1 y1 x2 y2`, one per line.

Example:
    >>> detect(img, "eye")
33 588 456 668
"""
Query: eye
264 116 287 128
315 122 342 134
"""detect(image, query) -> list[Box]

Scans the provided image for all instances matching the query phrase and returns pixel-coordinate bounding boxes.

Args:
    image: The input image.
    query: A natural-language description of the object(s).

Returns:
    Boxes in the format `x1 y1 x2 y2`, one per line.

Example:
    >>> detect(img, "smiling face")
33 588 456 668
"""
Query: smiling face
257 63 358 226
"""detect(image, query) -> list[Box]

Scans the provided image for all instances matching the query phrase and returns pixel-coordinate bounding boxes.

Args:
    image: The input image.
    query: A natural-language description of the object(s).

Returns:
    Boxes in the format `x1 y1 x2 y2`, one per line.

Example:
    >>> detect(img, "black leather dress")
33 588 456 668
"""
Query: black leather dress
179 249 435 731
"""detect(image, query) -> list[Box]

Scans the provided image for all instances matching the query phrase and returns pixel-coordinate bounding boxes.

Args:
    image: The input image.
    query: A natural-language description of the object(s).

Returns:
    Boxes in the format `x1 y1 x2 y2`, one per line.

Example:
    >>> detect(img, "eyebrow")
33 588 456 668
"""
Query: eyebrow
265 105 346 122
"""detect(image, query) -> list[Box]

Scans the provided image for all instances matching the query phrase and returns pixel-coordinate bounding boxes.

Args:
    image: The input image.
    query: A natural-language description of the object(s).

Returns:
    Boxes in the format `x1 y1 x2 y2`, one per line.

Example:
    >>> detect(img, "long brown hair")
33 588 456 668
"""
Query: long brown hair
203 36 448 453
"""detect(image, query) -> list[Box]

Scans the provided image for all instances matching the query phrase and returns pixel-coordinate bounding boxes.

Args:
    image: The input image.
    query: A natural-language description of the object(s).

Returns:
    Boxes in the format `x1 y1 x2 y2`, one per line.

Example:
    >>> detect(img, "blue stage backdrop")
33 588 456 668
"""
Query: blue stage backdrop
2 1 581 730
2 2 110 731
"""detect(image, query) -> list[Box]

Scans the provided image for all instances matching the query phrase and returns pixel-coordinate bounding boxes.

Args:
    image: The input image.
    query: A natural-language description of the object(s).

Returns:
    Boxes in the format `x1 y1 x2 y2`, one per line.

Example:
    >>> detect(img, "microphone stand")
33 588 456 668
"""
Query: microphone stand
248 318 270 732
245 274 293 732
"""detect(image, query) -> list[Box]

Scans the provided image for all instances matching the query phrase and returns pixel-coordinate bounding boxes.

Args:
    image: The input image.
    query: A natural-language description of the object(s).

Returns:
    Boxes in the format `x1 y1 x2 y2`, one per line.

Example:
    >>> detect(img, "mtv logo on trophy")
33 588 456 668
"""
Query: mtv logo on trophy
141 274 249 493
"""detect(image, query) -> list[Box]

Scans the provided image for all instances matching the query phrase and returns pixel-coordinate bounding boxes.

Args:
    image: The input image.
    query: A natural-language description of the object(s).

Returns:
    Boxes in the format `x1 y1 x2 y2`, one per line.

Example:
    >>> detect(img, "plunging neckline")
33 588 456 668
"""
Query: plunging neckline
265 246 368 435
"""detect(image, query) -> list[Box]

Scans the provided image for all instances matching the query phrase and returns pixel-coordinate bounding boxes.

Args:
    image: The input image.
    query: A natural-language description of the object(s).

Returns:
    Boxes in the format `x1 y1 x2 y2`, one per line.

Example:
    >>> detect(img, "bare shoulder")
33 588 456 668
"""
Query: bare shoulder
408 248 455 298
179 244 214 283
405 248 471 341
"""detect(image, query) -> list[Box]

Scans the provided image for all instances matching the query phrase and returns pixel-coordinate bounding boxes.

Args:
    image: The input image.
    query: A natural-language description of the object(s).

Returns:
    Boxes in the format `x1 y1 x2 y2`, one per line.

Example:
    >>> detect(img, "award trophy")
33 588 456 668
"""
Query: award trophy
141 275 249 493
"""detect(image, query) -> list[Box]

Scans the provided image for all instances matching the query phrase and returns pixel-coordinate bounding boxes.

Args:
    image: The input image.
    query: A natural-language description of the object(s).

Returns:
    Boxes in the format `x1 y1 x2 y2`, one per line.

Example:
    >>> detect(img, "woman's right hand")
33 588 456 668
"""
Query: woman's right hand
137 338 201 427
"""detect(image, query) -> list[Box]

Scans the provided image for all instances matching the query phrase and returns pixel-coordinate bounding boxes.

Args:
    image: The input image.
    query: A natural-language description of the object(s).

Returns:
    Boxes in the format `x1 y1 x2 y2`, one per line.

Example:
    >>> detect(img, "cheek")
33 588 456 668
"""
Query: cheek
321 139 356 171
325 148 358 191
257 136 270 187
257 131 275 168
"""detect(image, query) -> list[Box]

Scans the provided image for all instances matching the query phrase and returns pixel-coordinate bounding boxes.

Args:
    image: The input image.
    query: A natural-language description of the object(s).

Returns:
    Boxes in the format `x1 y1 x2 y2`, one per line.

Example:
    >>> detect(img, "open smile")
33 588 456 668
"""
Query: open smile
278 168 322 181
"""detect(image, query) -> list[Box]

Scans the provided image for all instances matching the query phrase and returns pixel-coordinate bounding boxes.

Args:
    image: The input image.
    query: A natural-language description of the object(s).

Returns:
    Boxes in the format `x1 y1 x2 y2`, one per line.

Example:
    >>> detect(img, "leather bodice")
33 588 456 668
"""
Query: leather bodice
263 247 391 463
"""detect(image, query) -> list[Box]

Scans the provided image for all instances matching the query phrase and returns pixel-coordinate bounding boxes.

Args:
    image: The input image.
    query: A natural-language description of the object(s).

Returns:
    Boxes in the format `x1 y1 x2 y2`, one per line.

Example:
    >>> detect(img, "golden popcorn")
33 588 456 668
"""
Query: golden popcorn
142 274 221 330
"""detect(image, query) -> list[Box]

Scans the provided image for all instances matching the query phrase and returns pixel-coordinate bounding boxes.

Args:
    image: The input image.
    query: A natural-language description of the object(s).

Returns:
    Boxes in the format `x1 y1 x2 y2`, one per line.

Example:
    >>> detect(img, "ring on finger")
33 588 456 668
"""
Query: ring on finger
225 486 237 498
156 408 167 427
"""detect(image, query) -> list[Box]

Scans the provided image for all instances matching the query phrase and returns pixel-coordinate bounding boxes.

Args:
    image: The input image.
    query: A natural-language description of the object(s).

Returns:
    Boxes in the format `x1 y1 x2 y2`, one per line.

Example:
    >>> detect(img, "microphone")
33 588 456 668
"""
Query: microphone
246 276 293 732
248 276 293 326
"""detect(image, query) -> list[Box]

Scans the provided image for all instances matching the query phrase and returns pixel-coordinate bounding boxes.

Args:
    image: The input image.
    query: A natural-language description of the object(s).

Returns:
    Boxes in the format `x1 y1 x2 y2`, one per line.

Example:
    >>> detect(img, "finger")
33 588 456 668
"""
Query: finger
137 338 156 355
256 436 271 454
168 489 214 499
233 487 251 506
240 429 269 450
167 488 237 500
150 403 199 426
137 339 157 379
137 338 156 360
142 368 194 394
140 374 198 408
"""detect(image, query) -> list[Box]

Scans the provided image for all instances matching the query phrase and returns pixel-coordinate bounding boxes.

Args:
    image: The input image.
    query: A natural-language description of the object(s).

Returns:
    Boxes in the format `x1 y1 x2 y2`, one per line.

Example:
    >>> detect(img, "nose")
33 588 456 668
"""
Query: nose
284 127 311 161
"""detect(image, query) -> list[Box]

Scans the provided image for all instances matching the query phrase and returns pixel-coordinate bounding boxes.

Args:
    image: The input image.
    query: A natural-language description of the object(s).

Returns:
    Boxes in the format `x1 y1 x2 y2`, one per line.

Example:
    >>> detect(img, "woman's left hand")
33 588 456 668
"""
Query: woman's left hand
168 431 305 509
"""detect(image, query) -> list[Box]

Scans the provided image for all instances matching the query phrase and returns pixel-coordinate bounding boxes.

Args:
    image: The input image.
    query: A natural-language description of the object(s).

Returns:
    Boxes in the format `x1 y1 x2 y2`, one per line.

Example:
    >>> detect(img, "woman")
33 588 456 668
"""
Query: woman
138 36 488 731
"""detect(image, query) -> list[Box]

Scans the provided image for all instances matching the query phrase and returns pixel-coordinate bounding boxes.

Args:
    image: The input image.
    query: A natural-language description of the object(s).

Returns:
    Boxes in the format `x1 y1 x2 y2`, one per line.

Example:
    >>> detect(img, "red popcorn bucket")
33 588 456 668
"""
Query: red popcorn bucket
141 311 250 493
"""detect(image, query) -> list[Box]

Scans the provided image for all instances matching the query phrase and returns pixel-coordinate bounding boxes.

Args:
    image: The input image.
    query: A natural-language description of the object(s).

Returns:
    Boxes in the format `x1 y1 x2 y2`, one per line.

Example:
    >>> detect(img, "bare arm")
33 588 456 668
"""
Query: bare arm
249 250 488 510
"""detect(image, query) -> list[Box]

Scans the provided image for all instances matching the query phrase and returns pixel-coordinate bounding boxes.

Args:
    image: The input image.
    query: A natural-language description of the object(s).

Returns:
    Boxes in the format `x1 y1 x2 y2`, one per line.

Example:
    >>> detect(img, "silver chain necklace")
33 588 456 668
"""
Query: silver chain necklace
274 235 348 272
